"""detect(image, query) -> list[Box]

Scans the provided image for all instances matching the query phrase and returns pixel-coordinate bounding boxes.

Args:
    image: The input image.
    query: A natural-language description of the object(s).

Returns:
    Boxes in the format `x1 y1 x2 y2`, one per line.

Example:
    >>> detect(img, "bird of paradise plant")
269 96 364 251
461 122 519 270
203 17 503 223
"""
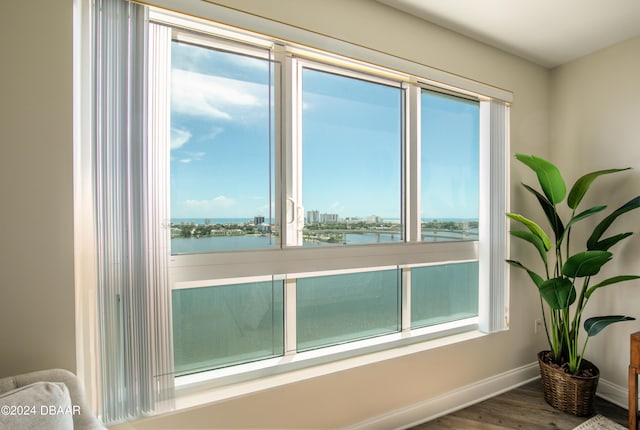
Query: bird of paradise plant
507 153 640 374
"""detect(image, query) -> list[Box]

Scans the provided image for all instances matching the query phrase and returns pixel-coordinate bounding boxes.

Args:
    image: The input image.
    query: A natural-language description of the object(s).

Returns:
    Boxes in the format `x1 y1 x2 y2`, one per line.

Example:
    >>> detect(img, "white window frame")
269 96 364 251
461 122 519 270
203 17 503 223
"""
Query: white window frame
76 1 510 416
158 7 506 388
290 57 407 246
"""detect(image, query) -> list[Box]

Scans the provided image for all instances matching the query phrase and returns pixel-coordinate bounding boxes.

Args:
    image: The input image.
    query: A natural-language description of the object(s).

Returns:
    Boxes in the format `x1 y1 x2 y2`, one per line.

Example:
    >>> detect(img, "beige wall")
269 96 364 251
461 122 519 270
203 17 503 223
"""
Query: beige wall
0 0 558 428
0 1 76 375
549 36 640 389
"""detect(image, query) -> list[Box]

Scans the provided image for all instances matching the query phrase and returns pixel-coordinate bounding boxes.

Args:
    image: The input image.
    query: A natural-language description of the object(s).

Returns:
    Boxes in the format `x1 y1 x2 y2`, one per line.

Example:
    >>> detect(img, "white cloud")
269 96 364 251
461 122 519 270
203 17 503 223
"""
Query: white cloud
213 195 235 207
184 195 236 212
171 127 192 150
206 127 224 141
175 151 206 164
172 69 266 121
228 54 270 72
255 204 271 215
172 43 269 74
328 201 344 212
171 127 224 163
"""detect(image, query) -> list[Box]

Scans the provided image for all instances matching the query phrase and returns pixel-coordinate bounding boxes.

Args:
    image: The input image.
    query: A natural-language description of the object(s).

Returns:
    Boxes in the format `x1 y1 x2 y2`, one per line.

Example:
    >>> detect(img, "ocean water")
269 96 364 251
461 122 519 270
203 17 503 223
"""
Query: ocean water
172 218 258 225
170 230 478 254
172 217 477 224
170 217 478 254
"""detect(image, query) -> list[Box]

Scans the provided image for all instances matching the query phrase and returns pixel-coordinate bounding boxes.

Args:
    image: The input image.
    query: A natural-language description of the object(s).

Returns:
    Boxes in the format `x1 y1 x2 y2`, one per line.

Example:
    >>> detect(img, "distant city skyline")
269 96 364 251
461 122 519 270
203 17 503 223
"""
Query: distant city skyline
170 214 478 223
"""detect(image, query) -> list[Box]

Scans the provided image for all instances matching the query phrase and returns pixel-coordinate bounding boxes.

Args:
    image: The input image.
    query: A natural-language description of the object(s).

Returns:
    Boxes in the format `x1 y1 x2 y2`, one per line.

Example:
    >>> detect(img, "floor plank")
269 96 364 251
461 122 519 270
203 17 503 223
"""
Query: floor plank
410 379 628 430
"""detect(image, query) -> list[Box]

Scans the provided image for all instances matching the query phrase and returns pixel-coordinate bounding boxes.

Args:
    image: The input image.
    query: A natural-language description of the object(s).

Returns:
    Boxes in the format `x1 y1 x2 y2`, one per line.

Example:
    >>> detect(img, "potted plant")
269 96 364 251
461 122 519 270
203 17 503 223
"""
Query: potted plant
506 153 640 416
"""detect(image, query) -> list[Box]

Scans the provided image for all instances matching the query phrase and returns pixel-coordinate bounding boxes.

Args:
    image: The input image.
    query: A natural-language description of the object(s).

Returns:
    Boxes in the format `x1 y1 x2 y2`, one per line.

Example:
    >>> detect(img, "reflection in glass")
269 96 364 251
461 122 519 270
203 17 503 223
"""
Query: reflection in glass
172 280 284 375
411 262 478 328
170 41 275 254
421 91 479 242
297 269 401 351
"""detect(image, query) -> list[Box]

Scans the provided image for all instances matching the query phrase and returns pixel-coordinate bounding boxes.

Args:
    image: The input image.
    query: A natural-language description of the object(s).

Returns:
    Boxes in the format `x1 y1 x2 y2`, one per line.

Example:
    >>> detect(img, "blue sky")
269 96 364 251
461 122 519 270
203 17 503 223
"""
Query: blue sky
421 92 479 220
170 41 479 221
170 42 272 220
301 68 402 219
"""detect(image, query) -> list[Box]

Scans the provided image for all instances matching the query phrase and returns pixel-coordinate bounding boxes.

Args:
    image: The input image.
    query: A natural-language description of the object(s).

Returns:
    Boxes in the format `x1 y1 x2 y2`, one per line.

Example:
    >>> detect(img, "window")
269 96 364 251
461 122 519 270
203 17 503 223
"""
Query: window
84 1 510 422
170 39 276 253
300 67 403 246
172 278 284 375
410 262 479 328
296 268 401 351
420 91 479 242
162 18 499 372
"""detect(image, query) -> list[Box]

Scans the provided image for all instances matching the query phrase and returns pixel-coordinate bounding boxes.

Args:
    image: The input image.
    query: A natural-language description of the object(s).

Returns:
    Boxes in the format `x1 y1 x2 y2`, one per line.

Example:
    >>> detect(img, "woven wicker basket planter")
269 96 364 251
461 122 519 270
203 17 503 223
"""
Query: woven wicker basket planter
538 351 600 417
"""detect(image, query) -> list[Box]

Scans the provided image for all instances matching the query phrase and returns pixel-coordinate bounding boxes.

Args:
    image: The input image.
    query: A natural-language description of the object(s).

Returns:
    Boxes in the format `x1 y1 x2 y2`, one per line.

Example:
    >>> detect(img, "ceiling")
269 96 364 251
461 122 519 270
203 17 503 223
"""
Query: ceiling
376 0 640 68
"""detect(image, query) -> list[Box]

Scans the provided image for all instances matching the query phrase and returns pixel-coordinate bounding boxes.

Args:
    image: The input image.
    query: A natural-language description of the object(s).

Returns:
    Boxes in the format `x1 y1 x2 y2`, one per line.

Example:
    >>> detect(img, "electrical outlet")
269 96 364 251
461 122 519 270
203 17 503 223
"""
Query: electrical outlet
534 319 543 334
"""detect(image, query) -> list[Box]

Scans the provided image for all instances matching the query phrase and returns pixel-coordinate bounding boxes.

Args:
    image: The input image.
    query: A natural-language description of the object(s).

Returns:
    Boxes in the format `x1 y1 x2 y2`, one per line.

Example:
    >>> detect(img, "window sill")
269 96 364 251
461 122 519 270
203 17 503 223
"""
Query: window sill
173 317 484 412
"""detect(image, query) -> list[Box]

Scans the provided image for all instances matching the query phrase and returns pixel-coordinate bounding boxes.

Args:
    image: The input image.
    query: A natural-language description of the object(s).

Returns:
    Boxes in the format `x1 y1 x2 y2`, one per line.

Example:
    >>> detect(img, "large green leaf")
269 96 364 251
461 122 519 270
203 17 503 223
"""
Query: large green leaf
516 154 566 204
562 251 612 278
510 230 548 267
506 260 544 287
522 183 565 242
585 275 640 299
588 196 640 250
567 168 631 210
559 206 607 245
584 315 635 337
539 277 576 309
506 213 551 251
589 232 634 251
565 206 607 231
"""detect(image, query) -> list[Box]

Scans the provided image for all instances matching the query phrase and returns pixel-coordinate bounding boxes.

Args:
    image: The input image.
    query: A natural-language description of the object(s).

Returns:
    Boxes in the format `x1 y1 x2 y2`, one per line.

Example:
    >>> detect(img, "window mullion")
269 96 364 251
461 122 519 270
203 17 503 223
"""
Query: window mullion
405 83 421 242
284 277 297 354
401 267 411 331
273 50 284 249
280 50 303 247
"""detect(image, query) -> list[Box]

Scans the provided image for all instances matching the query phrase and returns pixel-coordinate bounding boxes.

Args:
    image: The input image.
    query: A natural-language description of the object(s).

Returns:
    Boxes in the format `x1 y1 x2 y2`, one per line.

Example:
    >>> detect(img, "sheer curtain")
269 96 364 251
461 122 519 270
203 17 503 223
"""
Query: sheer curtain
479 99 510 333
93 0 173 423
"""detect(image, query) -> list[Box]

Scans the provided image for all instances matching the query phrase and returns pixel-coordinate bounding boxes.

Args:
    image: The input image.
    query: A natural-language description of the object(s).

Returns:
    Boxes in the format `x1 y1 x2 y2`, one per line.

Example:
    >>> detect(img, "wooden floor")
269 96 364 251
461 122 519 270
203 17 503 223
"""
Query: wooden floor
410 379 628 430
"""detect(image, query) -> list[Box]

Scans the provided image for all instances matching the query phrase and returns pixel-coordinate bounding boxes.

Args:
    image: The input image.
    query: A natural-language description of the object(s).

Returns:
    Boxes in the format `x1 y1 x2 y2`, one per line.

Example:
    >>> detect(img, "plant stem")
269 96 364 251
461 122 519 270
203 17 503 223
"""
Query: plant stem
563 305 577 371
540 296 552 350
572 276 591 338
577 334 591 373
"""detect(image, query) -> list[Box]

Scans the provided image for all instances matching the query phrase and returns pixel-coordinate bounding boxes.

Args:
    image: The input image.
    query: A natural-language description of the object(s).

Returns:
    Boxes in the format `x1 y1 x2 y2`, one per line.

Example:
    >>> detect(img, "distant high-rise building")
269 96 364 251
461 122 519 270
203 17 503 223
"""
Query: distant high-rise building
365 215 383 224
320 213 338 224
254 215 265 225
307 210 320 224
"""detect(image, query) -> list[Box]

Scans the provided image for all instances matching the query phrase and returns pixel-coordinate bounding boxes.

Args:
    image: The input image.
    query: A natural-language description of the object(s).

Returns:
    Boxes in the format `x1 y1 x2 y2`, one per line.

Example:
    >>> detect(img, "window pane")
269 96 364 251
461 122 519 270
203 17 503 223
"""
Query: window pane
411 262 478 328
301 68 403 246
170 41 276 254
297 269 401 351
172 280 284 375
421 91 479 241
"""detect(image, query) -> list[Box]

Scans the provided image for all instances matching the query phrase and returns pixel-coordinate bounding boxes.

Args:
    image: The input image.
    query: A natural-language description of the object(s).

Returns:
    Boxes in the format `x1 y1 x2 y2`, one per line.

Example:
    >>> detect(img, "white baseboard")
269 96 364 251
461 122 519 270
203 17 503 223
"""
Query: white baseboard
343 362 540 430
597 378 629 410
343 364 634 430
